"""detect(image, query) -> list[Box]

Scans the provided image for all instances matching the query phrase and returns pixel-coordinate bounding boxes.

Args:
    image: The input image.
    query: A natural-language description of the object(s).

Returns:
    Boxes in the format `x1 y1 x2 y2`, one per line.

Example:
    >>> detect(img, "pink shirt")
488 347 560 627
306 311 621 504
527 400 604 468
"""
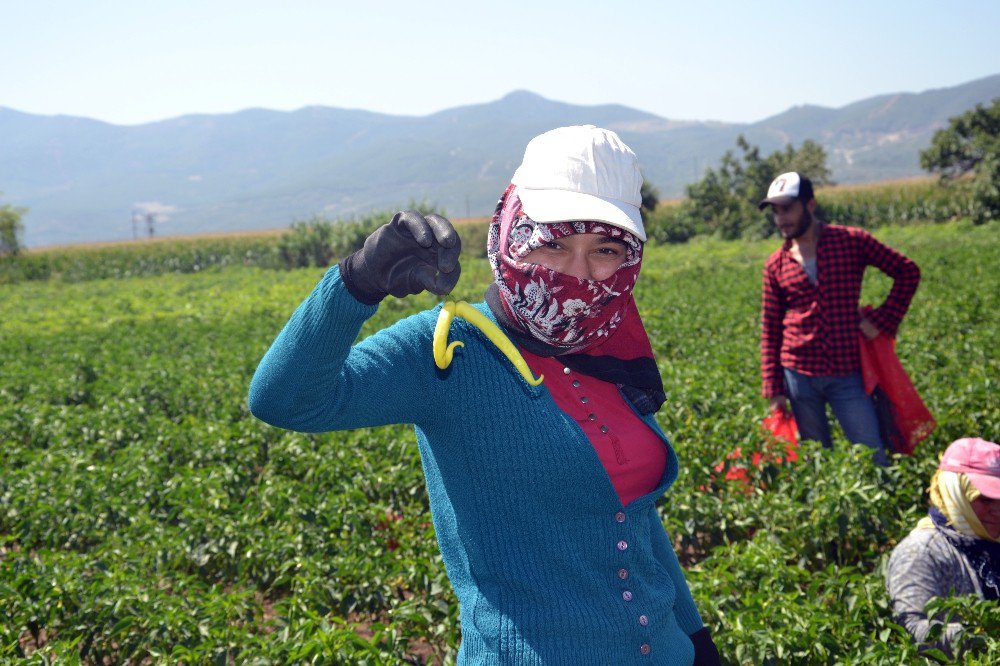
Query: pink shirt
522 350 668 506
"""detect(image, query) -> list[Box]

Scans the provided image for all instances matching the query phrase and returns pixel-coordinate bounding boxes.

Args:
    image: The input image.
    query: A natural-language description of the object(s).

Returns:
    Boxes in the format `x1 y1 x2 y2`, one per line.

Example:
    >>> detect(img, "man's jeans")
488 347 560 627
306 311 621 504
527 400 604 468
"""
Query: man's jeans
783 368 890 466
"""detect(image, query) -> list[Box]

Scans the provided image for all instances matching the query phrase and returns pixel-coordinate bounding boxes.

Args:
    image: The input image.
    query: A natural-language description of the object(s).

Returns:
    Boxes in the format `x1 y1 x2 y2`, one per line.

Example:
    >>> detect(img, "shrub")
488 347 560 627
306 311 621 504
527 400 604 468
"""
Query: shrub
0 199 27 257
921 97 1000 225
276 203 448 270
455 218 491 259
0 223 997 662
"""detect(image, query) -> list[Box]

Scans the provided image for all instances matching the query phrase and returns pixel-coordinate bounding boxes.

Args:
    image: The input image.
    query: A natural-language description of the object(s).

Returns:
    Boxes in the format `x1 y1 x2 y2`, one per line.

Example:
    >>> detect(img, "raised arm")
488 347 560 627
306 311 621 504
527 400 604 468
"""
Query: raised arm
248 211 461 432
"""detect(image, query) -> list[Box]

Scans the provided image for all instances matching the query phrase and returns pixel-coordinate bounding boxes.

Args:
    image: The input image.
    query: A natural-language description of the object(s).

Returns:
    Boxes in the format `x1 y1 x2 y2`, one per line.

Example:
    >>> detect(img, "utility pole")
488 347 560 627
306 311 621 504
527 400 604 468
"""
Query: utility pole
131 209 140 239
146 212 156 238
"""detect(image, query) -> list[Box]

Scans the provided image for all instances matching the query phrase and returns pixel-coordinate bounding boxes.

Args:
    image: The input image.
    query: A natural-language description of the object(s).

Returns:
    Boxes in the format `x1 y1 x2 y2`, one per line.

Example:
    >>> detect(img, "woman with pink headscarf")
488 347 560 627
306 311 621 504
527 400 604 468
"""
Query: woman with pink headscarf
250 126 720 664
886 437 1000 657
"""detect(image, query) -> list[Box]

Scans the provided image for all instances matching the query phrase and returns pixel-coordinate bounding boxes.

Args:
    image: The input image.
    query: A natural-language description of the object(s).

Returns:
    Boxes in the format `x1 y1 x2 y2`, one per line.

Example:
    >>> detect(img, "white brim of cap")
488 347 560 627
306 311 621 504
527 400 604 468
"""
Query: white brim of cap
517 187 646 242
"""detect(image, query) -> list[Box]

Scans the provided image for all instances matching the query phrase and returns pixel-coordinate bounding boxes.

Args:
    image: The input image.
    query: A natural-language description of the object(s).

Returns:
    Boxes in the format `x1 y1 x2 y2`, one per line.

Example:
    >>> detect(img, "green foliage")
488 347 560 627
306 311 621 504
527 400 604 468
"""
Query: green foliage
0 235 285 285
0 197 27 257
277 214 387 269
227 202 448 271
643 200 698 244
920 98 1000 224
0 203 450 285
818 178 980 227
922 596 1000 663
647 135 831 242
640 179 660 224
646 177 982 245
0 222 997 663
455 218 492 259
648 223 998 664
641 123 997 244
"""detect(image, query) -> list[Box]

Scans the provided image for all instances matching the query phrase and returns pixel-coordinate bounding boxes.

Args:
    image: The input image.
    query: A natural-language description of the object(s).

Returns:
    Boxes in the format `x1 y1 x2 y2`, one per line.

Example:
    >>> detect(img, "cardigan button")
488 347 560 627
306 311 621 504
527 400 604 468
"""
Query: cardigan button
572 379 581 388
622 590 633 602
617 568 629 580
617 540 628 551
615 511 626 523
639 643 651 656
600 425 609 434
580 396 589 404
588 413 597 421
563 367 571 375
639 615 649 626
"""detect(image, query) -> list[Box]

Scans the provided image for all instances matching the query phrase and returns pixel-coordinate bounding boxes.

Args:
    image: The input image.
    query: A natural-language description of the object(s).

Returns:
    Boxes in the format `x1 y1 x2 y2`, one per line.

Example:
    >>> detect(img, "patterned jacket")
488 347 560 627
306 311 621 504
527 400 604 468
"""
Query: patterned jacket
249 265 705 665
885 525 986 656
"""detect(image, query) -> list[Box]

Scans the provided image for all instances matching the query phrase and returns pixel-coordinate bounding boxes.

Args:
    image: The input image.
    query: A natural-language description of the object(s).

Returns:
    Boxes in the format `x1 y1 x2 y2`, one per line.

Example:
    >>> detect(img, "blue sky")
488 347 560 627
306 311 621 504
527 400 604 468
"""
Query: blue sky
3 0 998 126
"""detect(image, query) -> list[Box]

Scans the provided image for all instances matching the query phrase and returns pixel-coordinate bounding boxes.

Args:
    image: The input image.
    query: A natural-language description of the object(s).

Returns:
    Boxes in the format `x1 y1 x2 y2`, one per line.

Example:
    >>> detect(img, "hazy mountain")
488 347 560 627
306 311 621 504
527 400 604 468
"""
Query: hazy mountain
2 74 998 247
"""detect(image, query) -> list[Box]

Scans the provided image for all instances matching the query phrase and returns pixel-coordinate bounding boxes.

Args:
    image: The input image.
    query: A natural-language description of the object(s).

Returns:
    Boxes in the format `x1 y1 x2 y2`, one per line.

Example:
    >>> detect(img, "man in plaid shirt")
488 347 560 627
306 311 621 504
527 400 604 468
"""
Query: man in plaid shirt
759 172 921 466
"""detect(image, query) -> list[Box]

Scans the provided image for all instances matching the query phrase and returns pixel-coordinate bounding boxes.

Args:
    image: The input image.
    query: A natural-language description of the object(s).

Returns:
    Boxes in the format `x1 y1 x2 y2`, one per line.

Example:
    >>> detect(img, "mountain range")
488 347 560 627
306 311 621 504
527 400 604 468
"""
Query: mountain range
2 74 998 247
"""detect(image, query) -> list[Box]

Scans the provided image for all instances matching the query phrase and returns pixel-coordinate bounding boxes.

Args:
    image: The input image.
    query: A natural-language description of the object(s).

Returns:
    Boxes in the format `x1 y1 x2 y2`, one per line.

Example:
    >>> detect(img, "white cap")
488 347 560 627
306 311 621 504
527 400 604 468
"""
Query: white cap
511 125 646 241
758 171 814 210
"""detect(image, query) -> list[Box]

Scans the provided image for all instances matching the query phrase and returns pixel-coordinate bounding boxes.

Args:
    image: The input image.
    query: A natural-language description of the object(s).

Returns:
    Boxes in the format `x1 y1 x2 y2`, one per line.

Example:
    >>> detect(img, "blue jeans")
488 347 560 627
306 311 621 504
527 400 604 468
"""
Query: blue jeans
783 368 890 466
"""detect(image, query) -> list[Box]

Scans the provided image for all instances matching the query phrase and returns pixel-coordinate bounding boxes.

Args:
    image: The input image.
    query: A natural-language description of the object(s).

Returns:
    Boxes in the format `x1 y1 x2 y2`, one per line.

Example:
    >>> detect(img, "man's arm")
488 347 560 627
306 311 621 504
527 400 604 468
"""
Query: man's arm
760 265 786 399
860 231 920 337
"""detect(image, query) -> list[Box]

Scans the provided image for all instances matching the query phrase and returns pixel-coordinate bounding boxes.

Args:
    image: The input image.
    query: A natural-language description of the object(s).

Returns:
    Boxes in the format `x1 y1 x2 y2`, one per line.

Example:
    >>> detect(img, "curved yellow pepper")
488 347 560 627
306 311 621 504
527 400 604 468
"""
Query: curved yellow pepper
433 300 544 386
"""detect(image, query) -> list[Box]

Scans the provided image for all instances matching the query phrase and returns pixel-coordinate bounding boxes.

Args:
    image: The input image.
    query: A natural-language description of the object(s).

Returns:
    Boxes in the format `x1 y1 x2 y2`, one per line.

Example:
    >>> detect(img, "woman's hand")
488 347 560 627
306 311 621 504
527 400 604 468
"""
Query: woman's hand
340 211 462 304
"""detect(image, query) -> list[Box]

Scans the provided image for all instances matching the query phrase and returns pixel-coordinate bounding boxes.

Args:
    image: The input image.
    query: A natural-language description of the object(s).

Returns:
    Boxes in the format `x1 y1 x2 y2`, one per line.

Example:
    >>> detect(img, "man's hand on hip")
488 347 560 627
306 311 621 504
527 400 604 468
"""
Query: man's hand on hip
859 316 880 340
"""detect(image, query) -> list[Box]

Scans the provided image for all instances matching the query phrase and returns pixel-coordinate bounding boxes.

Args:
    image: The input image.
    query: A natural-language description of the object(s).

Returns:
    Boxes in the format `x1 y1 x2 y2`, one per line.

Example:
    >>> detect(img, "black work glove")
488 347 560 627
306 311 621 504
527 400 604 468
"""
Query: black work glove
339 211 462 304
690 627 722 665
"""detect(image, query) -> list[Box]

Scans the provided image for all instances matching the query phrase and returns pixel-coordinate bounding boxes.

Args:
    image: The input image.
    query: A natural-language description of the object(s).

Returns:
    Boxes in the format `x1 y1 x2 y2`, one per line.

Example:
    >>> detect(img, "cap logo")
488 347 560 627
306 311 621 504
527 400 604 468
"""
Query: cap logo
774 178 787 193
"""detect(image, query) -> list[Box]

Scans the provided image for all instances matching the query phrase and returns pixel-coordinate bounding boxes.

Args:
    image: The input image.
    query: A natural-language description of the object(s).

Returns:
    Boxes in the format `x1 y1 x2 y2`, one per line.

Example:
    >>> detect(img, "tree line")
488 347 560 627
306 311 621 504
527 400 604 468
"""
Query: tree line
644 97 999 243
2 99 998 257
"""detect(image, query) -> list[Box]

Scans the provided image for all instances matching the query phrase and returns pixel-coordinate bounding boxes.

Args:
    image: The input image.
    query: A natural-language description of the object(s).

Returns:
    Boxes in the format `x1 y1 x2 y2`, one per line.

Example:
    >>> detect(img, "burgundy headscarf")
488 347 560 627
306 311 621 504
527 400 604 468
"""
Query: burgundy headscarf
485 184 665 413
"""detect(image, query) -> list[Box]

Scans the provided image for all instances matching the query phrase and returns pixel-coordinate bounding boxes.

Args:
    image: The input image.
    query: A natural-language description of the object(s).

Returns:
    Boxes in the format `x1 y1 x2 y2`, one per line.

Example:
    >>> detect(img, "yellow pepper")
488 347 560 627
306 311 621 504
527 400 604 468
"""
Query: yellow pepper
433 300 543 386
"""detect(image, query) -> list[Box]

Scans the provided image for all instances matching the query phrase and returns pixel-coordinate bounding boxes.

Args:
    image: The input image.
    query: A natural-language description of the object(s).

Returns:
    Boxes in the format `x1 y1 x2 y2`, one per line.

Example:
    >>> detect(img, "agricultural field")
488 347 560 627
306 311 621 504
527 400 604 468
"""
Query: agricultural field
1 221 997 664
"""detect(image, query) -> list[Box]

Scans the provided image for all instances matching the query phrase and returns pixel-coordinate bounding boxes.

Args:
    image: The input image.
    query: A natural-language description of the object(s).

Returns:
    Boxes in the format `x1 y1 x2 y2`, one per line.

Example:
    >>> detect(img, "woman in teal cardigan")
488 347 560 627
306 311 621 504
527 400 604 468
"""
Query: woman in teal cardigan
249 125 719 665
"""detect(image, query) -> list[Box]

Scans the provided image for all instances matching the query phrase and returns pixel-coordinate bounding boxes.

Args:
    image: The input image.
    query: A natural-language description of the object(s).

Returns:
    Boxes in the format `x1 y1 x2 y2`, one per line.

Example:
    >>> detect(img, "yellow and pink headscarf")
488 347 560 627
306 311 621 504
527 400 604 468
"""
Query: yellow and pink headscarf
918 470 998 542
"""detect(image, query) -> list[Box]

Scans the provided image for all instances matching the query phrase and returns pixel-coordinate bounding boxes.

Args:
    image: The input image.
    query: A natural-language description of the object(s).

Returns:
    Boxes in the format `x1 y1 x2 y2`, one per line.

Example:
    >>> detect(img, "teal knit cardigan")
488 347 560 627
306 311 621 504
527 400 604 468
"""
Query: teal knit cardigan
248 266 705 665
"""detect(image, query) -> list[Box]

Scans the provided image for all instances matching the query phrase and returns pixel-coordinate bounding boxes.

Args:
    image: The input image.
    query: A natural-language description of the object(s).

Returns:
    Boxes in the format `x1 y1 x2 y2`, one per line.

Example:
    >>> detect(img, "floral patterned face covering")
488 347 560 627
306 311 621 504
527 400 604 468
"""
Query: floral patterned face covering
484 184 666 414
487 184 642 353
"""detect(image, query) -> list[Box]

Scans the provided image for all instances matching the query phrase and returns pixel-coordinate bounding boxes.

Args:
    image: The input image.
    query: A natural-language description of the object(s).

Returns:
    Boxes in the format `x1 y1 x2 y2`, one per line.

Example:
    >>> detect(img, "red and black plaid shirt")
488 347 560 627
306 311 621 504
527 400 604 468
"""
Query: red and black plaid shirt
760 224 920 397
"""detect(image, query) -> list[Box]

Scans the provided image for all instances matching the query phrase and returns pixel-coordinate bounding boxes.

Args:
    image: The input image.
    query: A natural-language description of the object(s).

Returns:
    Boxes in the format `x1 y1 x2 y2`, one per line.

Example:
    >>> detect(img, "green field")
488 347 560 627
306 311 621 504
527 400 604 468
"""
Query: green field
1 221 997 664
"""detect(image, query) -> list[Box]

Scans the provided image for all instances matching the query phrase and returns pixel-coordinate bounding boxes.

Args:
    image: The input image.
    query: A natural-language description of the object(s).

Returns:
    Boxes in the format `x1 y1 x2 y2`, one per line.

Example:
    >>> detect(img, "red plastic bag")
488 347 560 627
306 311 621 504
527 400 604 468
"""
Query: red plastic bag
857 324 935 456
759 407 799 464
700 408 800 493
762 407 799 455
